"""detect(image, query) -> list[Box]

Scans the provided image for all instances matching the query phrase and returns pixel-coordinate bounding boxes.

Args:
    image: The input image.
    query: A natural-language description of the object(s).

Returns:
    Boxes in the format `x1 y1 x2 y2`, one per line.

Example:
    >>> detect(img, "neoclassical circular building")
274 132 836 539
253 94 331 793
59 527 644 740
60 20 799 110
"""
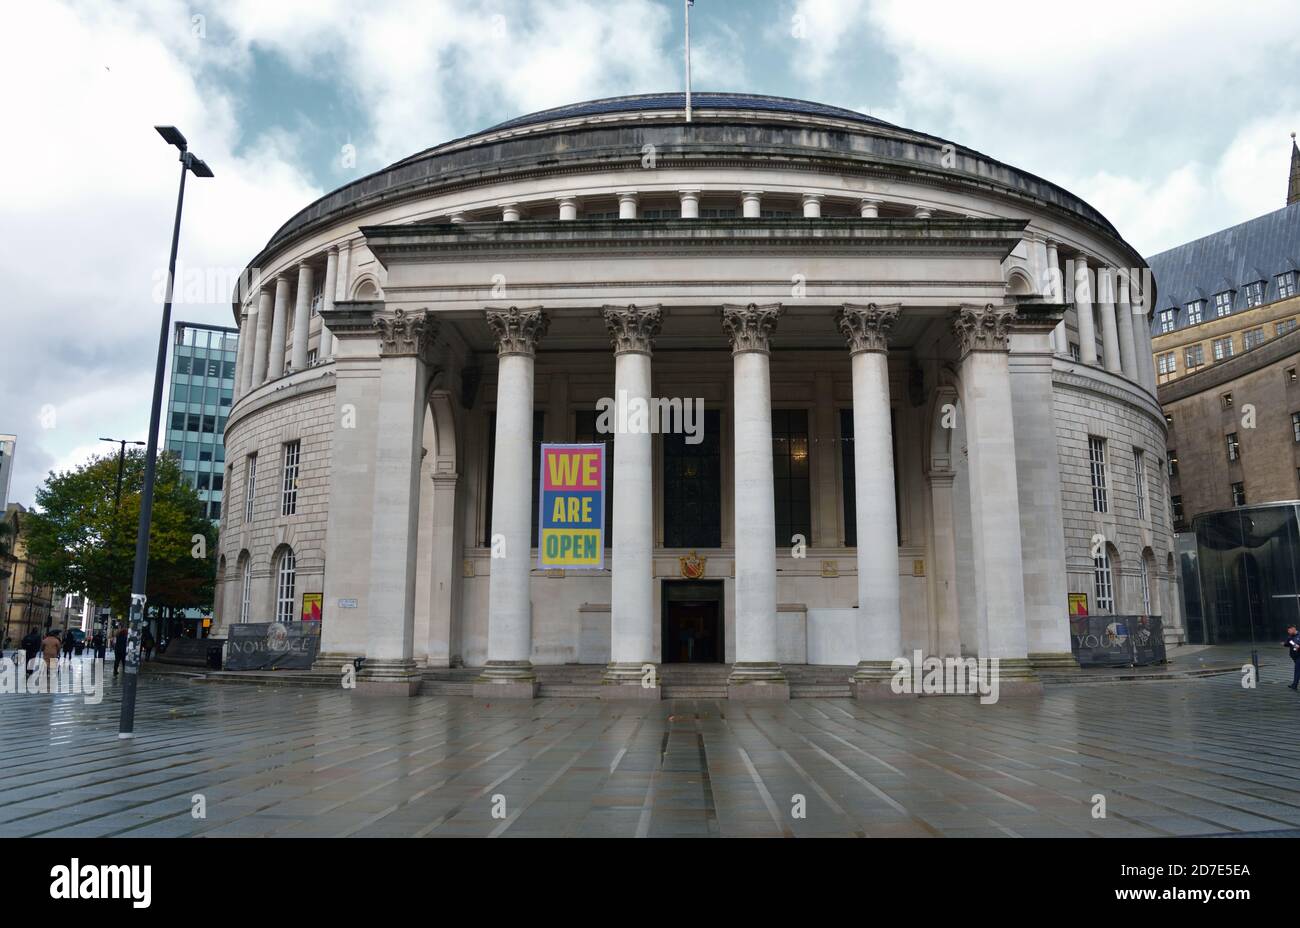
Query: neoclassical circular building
215 92 1182 698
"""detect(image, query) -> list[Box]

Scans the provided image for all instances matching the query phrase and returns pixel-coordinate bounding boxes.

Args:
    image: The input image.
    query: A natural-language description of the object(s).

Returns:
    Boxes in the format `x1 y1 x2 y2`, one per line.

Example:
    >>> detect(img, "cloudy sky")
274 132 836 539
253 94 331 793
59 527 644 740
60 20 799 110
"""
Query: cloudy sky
3 0 1299 508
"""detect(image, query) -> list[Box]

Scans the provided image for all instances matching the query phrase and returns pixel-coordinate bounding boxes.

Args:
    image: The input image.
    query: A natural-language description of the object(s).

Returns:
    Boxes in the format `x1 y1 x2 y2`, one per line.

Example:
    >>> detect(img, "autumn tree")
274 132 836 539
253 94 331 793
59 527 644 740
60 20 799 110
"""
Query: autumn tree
24 450 217 617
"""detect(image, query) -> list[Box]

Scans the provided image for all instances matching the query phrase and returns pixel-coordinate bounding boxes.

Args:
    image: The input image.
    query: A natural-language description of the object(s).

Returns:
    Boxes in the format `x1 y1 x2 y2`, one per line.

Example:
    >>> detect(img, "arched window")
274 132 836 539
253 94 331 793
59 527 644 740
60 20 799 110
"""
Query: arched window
239 556 252 623
1094 546 1116 614
276 548 296 624
1139 556 1151 615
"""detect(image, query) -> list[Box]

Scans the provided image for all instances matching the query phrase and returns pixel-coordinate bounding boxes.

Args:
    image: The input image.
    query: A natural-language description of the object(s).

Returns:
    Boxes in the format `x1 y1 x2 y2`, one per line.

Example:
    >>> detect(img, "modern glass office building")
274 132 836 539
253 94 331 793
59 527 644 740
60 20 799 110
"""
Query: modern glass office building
1186 502 1300 644
166 321 238 522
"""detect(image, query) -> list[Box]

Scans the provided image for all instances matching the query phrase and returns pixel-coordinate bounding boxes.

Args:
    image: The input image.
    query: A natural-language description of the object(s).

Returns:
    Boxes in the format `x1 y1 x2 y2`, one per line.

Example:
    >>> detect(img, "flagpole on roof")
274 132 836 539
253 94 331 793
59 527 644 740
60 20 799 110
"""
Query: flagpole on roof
685 0 693 123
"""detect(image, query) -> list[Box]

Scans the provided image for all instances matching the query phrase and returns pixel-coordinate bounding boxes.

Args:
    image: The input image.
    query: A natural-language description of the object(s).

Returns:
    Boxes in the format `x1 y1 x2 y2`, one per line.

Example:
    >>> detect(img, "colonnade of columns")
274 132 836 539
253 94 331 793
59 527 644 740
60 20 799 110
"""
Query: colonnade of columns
233 240 353 402
471 301 1061 700
1042 249 1156 393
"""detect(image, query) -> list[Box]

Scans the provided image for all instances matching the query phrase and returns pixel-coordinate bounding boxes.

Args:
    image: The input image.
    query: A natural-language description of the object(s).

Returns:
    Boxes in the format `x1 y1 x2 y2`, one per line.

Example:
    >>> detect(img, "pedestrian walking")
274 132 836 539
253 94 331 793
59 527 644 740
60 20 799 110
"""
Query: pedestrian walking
1285 625 1300 691
61 629 75 659
141 628 155 662
22 629 40 671
92 630 107 662
112 625 128 676
42 628 62 671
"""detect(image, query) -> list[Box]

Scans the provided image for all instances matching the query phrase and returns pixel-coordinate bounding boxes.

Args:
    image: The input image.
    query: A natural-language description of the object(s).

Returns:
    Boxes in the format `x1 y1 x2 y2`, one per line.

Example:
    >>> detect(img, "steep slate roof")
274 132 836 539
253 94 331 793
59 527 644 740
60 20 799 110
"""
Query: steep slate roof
1144 199 1300 335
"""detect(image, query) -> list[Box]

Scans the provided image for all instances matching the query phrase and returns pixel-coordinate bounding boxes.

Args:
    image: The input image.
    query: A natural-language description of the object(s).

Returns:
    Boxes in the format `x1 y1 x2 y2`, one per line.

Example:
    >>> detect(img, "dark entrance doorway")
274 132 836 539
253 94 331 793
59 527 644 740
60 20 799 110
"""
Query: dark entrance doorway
662 580 724 663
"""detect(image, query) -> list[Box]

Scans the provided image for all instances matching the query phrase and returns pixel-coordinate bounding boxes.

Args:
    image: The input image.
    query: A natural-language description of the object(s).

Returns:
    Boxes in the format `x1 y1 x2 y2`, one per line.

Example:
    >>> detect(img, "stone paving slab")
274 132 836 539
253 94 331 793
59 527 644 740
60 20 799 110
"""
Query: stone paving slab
1 655 1300 837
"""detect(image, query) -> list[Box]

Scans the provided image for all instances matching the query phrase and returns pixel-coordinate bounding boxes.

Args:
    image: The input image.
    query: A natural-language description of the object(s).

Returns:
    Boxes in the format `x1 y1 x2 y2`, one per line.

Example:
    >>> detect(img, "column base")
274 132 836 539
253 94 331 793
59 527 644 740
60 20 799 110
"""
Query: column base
852 659 909 700
726 662 789 701
599 662 661 699
989 657 1043 697
472 660 538 699
1028 651 1080 672
355 658 422 697
312 651 362 676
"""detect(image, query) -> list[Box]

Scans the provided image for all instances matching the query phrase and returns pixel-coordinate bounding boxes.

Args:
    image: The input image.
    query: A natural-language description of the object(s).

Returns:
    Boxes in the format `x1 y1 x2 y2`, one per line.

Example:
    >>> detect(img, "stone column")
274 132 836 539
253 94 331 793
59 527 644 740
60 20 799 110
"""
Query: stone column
448 212 465 224
290 263 314 372
475 306 548 698
321 247 339 361
238 301 259 396
859 198 881 218
1096 266 1122 373
501 203 521 222
1115 271 1138 380
954 305 1040 694
721 303 789 700
314 299 384 674
617 192 638 219
556 197 578 221
802 194 822 218
358 309 441 696
678 190 700 218
741 190 763 218
1045 240 1066 353
1073 256 1097 365
267 275 290 380
1130 272 1158 393
336 240 352 303
914 206 933 219
1008 310 1076 672
600 304 663 697
251 286 273 387
838 304 904 697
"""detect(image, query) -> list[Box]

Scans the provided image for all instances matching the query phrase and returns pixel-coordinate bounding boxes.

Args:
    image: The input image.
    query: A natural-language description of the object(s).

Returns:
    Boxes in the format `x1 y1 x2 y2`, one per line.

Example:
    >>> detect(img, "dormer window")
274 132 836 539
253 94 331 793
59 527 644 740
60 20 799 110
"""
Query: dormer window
1159 308 1177 333
1185 300 1203 325
1214 291 1234 318
1244 281 1266 307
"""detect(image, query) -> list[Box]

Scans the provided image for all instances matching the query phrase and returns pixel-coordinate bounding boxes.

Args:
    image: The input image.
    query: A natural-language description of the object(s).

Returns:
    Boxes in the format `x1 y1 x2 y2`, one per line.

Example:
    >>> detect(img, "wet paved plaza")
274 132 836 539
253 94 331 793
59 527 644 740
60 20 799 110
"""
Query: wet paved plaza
2 656 1299 838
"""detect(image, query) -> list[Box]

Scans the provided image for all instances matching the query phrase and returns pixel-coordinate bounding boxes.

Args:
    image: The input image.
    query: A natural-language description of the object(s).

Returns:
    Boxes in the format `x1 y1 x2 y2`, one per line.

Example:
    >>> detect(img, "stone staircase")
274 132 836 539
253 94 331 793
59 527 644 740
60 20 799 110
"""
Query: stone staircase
420 664 856 698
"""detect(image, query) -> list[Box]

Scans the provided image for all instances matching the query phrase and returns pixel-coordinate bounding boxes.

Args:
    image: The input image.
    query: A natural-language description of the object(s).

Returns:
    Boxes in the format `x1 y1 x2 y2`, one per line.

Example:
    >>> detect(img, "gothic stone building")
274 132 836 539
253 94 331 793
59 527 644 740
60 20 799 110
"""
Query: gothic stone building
214 93 1181 698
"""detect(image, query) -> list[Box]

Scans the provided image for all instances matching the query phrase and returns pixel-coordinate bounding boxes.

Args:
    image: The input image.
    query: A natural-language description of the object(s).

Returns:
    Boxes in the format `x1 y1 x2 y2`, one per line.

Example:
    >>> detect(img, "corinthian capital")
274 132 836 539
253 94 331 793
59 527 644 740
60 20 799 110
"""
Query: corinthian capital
953 304 1012 356
375 309 440 361
602 304 663 355
838 303 899 354
485 306 548 357
721 303 781 354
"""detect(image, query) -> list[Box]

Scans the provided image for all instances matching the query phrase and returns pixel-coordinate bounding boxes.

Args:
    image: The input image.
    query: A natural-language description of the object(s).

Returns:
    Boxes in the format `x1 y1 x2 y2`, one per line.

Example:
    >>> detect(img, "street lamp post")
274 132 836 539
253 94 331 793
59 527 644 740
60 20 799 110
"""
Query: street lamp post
99 437 144 636
118 126 212 739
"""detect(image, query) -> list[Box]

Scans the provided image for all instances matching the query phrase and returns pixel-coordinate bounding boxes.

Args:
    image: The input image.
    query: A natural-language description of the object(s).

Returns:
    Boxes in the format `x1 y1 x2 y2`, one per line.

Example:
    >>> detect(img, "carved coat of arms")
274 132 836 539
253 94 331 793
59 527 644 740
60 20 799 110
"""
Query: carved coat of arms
678 550 707 579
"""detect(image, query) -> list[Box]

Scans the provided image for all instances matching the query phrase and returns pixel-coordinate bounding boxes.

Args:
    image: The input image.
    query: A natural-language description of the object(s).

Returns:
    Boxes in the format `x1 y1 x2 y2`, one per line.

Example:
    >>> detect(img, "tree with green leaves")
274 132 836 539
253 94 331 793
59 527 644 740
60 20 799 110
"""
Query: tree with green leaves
23 450 216 617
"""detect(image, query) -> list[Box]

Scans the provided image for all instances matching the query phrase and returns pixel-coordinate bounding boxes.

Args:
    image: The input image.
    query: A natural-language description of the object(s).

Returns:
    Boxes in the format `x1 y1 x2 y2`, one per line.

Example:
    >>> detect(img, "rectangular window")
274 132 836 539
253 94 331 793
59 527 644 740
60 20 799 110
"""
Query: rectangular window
1292 412 1300 442
771 409 811 547
1094 549 1115 614
1231 482 1246 506
1222 392 1234 409
1157 352 1177 377
307 348 318 366
1212 336 1234 360
1214 291 1233 318
1277 272 1296 300
208 500 221 519
1243 327 1265 350
1068 343 1081 362
1139 558 1152 614
1133 449 1147 521
1184 344 1205 369
240 559 252 623
1226 432 1240 462
1278 318 1297 337
1089 437 1108 513
1244 281 1265 308
244 454 257 522
1167 450 1179 478
1185 301 1204 325
1289 367 1299 384
1159 309 1177 333
640 208 682 219
1171 495 1184 525
699 208 737 218
281 441 300 516
662 410 722 548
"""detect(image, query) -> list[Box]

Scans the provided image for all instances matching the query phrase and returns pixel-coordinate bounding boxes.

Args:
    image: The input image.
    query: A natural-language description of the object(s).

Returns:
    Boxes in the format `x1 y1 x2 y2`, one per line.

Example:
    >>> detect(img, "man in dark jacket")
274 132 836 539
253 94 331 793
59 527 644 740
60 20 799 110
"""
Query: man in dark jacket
113 626 129 676
92 631 107 662
1285 626 1300 690
61 630 75 659
22 629 40 670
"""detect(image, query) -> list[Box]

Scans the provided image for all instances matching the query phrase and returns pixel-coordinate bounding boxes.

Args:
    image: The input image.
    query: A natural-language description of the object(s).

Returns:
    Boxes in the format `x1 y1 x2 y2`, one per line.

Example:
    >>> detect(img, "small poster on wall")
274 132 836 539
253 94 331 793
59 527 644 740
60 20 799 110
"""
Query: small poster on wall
301 592 323 622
